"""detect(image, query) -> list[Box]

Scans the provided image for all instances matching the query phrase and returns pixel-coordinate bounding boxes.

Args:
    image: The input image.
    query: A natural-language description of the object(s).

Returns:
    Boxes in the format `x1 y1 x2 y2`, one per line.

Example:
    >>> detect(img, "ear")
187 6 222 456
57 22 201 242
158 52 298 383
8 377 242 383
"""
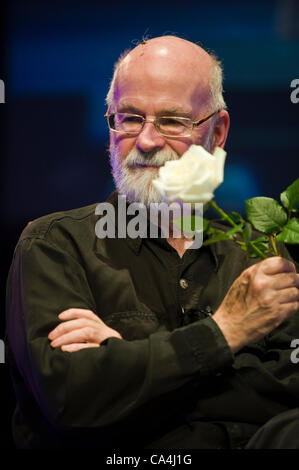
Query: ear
212 110 230 149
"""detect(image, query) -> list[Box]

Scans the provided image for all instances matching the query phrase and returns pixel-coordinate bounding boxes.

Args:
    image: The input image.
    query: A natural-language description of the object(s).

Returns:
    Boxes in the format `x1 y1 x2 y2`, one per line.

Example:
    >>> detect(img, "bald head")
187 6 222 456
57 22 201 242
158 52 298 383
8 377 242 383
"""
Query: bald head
106 35 226 112
118 35 213 80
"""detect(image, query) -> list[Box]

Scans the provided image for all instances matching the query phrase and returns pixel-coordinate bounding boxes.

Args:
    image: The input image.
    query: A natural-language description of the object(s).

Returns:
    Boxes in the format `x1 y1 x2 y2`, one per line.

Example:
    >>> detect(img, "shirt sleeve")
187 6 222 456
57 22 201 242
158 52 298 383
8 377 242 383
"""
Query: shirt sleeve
232 245 299 409
6 234 234 434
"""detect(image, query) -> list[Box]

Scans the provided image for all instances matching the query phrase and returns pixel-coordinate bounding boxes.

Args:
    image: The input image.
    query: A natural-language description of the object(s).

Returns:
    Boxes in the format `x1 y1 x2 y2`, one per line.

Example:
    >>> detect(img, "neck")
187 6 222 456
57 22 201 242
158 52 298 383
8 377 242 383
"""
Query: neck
166 236 195 258
146 207 195 258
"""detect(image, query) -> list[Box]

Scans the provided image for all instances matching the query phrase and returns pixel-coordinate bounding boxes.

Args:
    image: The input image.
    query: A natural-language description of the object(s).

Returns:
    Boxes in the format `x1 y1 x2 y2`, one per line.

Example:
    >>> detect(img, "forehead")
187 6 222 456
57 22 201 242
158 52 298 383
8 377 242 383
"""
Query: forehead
113 45 212 115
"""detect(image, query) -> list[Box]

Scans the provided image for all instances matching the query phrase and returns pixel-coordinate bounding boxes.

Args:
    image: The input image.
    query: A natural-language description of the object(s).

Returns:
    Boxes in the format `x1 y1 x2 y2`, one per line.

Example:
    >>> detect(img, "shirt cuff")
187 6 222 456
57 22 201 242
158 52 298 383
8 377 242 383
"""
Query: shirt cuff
171 316 234 376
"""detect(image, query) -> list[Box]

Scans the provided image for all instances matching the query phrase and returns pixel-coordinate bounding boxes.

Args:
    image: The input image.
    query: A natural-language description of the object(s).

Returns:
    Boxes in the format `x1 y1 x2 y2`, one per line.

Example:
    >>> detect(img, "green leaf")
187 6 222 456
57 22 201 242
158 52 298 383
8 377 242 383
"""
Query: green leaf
228 211 245 224
238 238 269 258
252 239 270 252
203 231 232 245
173 215 203 232
206 225 216 235
202 218 210 232
226 224 243 238
280 178 299 212
276 218 299 244
240 243 259 258
242 223 252 243
245 197 287 234
252 236 269 243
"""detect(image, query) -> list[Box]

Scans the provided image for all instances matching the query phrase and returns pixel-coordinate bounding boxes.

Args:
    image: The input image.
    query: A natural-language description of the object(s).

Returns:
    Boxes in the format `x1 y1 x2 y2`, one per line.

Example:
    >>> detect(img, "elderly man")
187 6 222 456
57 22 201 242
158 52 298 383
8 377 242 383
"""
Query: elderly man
6 35 299 449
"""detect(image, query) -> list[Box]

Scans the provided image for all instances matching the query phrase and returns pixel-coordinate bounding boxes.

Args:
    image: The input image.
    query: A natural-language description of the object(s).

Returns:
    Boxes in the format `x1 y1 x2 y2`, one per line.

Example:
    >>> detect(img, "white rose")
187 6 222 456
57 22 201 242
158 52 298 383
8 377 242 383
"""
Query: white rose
152 145 226 204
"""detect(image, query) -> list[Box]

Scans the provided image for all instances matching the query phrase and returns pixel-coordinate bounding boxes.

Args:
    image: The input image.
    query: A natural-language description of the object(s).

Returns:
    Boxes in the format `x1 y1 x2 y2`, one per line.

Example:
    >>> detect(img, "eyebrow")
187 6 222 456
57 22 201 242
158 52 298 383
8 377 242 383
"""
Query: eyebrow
158 108 191 118
117 104 145 115
116 104 192 118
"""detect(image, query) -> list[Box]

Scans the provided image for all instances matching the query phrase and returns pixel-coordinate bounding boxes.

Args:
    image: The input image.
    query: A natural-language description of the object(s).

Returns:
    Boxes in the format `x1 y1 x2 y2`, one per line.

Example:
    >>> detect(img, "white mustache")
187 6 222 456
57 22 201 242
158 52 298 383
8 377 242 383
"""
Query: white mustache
124 148 179 168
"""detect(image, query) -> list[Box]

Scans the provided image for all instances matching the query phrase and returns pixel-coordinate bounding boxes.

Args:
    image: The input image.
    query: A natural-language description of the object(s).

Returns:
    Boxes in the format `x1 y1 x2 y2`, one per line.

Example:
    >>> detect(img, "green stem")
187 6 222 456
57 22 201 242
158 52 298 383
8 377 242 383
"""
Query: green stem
210 200 238 228
270 234 279 256
249 241 267 259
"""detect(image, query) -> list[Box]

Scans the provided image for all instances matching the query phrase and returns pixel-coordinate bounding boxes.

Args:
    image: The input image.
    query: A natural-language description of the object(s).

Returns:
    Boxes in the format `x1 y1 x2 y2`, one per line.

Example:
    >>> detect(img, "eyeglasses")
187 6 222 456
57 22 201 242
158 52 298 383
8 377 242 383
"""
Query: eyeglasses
104 109 219 138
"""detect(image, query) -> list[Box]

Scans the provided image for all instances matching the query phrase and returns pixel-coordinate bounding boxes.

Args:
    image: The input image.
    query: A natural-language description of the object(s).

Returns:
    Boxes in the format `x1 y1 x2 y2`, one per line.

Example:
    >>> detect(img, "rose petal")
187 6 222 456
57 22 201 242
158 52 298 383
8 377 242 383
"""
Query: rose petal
152 145 226 204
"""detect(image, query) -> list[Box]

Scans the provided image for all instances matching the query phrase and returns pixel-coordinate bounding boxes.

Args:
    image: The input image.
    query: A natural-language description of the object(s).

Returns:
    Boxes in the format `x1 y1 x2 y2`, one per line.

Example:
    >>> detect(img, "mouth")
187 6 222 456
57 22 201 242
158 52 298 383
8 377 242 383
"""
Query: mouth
133 163 162 170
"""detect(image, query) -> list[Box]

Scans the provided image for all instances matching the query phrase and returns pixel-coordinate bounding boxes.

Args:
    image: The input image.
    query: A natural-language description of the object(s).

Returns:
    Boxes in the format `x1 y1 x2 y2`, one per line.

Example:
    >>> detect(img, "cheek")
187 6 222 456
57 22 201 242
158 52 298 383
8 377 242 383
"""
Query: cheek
111 135 137 162
168 140 192 157
192 123 214 146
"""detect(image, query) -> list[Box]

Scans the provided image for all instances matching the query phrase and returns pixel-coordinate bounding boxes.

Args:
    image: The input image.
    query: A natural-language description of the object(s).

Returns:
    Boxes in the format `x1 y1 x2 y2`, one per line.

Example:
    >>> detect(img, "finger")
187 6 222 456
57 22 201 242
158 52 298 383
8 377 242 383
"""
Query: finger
278 287 299 305
61 343 100 352
50 328 96 348
272 273 299 290
261 257 296 275
58 308 102 324
280 301 299 319
48 318 96 341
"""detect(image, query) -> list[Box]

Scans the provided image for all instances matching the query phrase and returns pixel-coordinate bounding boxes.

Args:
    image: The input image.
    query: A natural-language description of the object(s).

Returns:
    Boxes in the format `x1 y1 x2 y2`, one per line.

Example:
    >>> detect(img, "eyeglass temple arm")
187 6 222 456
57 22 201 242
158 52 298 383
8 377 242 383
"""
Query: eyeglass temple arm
193 110 219 128
104 105 113 118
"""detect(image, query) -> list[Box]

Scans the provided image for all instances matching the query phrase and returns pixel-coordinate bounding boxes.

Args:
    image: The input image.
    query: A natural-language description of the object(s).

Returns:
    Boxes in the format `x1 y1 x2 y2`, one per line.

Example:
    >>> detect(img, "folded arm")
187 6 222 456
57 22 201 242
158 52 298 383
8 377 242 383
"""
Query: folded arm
6 236 233 435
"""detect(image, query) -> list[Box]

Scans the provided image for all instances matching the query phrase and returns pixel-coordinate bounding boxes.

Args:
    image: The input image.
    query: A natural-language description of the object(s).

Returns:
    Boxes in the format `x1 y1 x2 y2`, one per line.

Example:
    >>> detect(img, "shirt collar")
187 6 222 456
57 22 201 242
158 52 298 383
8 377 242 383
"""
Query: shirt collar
104 190 219 268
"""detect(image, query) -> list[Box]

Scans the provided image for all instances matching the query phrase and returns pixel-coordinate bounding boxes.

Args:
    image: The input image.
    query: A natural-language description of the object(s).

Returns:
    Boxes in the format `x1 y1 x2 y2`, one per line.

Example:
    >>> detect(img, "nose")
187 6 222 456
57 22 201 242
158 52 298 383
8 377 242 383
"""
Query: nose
136 121 166 154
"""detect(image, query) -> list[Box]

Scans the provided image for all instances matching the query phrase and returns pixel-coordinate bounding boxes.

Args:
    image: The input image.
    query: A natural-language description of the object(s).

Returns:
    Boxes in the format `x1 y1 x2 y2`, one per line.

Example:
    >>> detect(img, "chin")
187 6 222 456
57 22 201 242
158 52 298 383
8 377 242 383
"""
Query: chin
113 165 163 206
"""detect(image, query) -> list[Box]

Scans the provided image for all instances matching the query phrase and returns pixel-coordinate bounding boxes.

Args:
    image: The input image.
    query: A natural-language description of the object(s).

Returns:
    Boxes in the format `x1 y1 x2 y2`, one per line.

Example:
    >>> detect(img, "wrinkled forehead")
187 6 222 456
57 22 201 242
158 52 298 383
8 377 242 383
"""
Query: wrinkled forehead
113 39 213 112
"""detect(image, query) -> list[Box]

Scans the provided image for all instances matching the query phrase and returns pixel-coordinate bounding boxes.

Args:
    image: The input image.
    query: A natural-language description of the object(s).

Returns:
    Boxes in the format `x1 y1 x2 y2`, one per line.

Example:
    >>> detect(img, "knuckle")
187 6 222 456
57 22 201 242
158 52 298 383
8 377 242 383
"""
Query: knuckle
291 287 299 299
83 326 94 338
261 292 274 306
253 276 269 293
287 274 299 287
286 301 299 317
56 323 65 334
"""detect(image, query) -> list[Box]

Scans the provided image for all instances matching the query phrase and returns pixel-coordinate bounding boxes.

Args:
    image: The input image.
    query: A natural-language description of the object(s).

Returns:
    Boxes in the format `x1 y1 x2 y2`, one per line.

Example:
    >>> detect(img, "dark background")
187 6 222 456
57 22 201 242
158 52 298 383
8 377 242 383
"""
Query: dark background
0 0 298 448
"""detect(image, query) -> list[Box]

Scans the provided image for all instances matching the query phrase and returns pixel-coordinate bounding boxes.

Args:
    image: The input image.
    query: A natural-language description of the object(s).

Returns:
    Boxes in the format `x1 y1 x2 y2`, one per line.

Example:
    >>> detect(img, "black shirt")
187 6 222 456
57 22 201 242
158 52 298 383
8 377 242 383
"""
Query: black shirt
5 191 299 448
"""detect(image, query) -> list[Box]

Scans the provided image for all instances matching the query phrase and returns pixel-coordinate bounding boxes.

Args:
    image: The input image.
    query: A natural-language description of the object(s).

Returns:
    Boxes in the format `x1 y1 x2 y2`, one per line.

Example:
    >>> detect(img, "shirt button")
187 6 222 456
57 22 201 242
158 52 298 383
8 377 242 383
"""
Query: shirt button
179 278 189 289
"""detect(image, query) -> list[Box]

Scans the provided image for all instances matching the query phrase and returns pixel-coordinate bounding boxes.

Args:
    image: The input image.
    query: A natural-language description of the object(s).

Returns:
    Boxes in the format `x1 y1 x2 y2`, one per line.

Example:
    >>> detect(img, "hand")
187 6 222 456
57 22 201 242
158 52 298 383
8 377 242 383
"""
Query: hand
48 308 122 352
212 257 299 353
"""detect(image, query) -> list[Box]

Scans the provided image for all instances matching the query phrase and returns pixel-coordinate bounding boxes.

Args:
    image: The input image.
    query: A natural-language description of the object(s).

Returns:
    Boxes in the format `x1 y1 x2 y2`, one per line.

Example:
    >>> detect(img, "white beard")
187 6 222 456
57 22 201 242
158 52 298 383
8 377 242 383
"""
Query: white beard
109 146 180 207
109 126 215 207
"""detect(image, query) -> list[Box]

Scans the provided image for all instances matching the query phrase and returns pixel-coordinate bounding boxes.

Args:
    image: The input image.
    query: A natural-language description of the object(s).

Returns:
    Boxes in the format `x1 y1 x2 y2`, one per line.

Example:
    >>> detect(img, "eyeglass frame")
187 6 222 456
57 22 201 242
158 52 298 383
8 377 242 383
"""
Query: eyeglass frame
104 107 220 138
